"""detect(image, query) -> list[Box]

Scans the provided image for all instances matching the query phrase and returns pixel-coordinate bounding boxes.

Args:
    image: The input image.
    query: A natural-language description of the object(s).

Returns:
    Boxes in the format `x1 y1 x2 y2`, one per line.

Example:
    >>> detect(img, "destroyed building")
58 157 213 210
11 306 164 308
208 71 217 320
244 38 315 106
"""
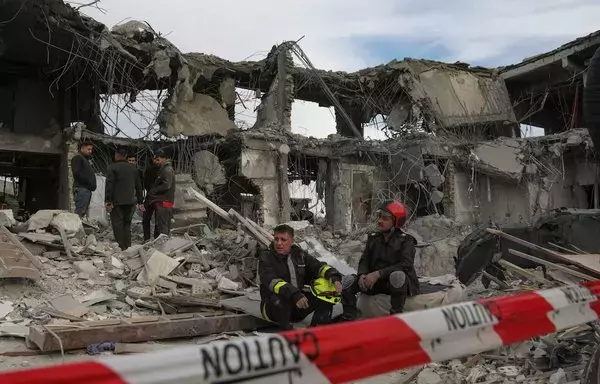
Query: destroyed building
2 1 600 382
0 0 599 234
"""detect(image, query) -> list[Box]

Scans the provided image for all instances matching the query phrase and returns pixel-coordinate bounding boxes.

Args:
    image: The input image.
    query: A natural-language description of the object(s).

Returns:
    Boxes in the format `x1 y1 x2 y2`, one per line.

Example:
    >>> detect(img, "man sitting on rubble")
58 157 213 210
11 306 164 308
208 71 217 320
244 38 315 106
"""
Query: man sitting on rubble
337 200 419 320
259 224 343 330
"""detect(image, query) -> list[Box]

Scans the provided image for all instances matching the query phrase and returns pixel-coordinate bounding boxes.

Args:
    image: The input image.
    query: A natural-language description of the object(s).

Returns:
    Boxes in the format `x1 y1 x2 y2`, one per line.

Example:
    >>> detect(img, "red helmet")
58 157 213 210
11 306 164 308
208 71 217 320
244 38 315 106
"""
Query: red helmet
379 200 408 228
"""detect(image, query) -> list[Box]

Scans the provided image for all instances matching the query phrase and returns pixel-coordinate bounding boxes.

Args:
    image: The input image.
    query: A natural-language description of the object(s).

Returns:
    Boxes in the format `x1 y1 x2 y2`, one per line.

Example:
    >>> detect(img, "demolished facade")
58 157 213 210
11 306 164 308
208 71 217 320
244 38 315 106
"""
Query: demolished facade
2 0 600 381
0 0 597 235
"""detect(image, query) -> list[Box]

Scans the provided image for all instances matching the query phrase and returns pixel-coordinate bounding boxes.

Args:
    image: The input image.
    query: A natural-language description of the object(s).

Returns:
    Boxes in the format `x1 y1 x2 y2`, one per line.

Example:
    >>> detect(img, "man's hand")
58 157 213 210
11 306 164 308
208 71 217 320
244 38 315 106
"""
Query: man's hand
296 295 309 309
139 204 146 213
105 203 113 213
334 281 343 295
358 274 367 291
363 271 381 290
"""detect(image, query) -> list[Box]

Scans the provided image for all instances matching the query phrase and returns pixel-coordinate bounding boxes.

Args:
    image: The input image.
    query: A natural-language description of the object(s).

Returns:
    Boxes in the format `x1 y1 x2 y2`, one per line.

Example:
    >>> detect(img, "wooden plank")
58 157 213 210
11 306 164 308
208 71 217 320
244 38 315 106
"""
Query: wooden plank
487 228 600 279
1 226 44 270
497 259 554 286
187 188 235 225
228 209 270 247
481 271 510 290
508 249 598 281
28 313 269 352
57 227 74 259
247 218 274 242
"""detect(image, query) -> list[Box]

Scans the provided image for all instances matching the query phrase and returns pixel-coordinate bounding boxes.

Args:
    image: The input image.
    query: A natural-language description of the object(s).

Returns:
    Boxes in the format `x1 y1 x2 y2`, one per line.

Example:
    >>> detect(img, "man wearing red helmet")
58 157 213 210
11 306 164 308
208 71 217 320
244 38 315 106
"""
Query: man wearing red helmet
338 200 419 318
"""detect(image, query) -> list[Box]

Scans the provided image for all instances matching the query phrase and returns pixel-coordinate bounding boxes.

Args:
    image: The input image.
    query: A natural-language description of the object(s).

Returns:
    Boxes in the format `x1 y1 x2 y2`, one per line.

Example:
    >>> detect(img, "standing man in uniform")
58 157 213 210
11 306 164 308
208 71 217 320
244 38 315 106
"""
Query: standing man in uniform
259 224 343 330
105 148 144 250
337 200 419 320
147 150 175 237
71 141 96 218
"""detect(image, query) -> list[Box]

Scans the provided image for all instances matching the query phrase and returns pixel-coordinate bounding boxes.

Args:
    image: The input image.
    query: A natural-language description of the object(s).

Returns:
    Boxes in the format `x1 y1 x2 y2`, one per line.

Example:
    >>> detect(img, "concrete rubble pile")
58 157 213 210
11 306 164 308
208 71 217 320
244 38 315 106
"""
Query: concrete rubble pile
411 325 597 384
0 205 599 383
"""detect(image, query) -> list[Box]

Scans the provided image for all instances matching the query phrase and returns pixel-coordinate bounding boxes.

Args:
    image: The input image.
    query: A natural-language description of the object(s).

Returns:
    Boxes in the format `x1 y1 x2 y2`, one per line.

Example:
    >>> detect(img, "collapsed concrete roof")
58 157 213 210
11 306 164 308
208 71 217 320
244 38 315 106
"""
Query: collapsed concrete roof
2 0 519 138
501 30 600 134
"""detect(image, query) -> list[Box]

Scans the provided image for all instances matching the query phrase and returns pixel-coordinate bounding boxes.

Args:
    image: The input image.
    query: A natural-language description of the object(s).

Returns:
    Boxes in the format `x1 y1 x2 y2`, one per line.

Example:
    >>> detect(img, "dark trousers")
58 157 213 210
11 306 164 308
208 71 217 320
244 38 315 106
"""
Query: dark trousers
74 187 92 217
110 205 136 250
142 202 157 241
342 273 408 316
154 203 172 236
262 292 333 329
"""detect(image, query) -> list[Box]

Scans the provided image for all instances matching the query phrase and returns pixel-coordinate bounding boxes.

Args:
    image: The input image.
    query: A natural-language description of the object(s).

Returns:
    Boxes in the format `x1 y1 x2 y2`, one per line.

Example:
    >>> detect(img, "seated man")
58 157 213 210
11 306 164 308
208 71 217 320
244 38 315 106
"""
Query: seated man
259 224 343 330
339 200 419 319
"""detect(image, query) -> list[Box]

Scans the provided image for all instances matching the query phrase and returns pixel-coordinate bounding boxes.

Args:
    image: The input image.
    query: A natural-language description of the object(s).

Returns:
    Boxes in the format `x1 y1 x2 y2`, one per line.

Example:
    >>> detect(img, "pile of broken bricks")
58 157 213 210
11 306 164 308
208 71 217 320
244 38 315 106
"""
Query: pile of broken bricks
0 206 273 355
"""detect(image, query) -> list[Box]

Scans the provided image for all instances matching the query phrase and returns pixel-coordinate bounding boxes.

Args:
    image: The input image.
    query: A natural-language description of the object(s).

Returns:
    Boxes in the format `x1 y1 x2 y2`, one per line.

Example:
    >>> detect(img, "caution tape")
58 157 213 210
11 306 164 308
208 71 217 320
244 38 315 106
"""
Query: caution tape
2 281 600 383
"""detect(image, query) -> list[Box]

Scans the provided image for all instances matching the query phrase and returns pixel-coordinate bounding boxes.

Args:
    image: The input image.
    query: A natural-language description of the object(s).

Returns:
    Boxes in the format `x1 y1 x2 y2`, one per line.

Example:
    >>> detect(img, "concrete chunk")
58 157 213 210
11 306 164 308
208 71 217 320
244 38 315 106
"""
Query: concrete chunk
137 249 179 285
74 261 98 275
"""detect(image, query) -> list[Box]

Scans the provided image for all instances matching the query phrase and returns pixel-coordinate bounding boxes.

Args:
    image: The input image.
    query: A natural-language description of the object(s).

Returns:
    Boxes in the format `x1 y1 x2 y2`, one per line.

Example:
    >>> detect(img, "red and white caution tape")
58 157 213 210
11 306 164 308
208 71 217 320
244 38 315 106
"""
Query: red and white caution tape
2 282 600 384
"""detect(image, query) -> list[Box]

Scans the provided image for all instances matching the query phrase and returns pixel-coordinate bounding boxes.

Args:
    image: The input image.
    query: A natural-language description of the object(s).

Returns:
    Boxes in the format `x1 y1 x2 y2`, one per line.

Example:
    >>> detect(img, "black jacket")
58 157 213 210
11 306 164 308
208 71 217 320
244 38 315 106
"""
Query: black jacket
148 161 175 203
358 230 419 296
259 244 342 304
71 154 96 191
105 160 143 206
143 165 159 194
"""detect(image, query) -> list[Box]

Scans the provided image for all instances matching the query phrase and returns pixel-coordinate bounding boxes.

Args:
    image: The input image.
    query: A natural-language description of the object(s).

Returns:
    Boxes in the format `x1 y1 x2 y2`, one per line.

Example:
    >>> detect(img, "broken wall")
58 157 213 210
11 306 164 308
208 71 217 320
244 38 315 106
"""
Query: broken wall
326 160 376 233
399 60 517 131
240 139 290 227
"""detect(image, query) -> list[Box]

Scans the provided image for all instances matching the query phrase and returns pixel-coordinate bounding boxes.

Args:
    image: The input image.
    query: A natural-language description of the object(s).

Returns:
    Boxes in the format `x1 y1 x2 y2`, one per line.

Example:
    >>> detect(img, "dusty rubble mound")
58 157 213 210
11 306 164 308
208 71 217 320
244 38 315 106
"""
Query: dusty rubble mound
0 208 598 384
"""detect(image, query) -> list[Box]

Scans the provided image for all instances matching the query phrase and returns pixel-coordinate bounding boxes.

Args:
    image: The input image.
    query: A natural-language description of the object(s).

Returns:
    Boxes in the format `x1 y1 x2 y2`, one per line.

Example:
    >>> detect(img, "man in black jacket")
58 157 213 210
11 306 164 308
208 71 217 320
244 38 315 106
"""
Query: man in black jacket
259 224 342 330
338 200 419 320
147 150 175 236
142 158 159 241
105 148 144 250
71 142 96 217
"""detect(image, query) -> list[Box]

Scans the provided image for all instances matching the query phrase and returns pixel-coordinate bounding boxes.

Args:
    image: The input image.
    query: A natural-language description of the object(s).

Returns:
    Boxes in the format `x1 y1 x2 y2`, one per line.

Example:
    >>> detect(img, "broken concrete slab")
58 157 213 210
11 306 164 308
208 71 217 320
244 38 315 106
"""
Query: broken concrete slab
111 256 126 270
0 323 29 338
471 137 524 181
0 301 14 319
19 233 61 244
137 249 180 285
299 237 356 276
27 210 83 236
74 260 98 275
217 276 241 291
51 212 84 236
27 210 62 231
424 164 445 187
159 237 193 255
80 290 117 307
28 313 268 352
160 93 237 137
0 210 16 227
192 150 226 191
50 295 89 318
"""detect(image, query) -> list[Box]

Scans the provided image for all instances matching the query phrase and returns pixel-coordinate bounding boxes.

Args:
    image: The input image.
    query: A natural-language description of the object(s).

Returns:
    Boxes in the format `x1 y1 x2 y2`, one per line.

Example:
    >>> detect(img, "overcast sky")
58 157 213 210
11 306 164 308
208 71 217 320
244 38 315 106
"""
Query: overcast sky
81 0 600 139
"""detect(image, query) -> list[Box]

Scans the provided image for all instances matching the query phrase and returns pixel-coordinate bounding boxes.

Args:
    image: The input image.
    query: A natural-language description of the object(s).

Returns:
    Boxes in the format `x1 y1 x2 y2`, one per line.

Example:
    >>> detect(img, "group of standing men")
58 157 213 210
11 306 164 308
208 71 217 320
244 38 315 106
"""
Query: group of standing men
71 142 176 250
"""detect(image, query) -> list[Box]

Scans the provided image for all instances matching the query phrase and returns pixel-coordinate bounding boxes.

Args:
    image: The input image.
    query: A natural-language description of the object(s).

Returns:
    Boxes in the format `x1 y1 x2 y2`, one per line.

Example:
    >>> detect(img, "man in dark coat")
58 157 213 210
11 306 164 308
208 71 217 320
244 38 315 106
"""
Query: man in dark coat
71 142 96 217
142 158 159 241
146 150 175 236
259 224 343 330
105 148 144 250
338 200 419 319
